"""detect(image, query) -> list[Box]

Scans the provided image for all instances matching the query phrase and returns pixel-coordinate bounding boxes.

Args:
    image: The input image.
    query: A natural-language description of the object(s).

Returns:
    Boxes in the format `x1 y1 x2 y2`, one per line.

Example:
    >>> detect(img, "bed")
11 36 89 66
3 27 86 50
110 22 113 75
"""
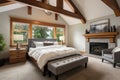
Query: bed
27 39 81 76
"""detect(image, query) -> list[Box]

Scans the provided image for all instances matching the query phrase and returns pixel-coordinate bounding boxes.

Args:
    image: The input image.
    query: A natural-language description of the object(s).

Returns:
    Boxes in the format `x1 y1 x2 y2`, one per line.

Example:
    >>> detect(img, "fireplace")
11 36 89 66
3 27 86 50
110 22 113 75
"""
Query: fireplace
90 42 108 56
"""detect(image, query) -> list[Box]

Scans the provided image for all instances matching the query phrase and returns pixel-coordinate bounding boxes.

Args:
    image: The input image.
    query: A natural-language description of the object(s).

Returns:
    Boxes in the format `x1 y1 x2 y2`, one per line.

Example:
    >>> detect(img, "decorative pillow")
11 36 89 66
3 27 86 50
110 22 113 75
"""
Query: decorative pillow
112 47 120 53
33 41 44 47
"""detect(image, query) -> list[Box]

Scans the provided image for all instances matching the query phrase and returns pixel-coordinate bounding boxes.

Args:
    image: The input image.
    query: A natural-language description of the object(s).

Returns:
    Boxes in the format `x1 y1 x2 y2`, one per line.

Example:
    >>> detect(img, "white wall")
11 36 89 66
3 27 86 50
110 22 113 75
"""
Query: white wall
68 23 86 51
68 14 120 52
0 7 69 58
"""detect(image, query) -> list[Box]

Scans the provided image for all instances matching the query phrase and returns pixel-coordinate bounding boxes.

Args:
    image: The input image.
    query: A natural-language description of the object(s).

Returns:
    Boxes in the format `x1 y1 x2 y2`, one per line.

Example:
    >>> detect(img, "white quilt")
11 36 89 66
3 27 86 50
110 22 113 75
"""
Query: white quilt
28 45 80 70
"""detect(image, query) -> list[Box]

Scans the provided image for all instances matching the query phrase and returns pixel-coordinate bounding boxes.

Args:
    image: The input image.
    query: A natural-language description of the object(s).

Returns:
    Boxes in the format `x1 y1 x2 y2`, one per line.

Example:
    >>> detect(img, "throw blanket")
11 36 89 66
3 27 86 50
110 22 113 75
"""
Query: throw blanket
28 45 80 70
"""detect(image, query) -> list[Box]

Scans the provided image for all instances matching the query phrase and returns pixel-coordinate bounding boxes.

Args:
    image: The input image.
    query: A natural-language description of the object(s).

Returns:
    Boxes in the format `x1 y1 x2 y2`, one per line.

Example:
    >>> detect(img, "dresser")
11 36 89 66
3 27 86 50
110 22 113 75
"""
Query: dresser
9 48 26 64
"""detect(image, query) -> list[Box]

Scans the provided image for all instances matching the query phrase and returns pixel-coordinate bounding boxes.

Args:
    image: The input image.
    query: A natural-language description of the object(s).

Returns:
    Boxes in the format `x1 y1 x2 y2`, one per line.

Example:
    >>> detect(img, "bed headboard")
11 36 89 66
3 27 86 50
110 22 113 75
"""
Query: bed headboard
27 38 57 53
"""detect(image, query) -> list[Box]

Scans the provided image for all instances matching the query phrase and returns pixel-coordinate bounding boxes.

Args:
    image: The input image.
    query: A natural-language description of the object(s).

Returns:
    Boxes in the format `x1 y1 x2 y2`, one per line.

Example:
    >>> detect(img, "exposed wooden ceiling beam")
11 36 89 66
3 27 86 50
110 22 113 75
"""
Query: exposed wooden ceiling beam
102 0 120 16
8 0 86 23
0 0 15 6
67 0 86 23
41 0 47 3
28 6 32 15
57 0 63 9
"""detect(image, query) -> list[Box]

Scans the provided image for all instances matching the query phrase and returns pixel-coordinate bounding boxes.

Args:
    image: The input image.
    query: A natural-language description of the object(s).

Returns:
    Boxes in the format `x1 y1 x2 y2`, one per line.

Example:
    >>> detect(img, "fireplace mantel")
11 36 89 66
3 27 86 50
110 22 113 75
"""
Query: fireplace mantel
83 32 119 43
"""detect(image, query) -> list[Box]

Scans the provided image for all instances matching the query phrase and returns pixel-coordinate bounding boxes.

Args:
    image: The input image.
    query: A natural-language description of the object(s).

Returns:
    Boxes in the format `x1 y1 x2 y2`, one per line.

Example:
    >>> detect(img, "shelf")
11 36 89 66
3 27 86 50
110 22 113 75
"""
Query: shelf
83 32 119 43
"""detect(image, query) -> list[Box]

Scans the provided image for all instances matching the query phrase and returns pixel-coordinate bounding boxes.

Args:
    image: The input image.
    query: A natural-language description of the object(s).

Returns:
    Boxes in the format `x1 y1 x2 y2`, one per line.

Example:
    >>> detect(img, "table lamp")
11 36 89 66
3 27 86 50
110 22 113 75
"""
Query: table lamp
14 34 23 50
59 36 64 45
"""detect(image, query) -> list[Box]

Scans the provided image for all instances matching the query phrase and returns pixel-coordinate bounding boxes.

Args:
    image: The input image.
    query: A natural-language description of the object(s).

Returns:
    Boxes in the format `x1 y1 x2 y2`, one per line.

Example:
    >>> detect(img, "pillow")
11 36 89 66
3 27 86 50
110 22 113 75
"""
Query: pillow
43 42 54 46
112 47 120 53
30 41 36 48
33 41 44 47
54 41 58 45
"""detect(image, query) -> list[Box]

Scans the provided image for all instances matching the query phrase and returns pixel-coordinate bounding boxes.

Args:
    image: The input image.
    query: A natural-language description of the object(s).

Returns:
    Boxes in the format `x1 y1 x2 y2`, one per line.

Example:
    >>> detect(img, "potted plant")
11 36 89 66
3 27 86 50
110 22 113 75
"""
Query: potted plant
0 34 6 66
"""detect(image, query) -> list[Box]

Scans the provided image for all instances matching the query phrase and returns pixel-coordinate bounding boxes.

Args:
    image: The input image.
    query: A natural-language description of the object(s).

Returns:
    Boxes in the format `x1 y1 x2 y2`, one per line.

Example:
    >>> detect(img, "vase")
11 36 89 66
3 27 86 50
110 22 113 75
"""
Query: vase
86 29 89 34
110 26 113 32
113 25 116 32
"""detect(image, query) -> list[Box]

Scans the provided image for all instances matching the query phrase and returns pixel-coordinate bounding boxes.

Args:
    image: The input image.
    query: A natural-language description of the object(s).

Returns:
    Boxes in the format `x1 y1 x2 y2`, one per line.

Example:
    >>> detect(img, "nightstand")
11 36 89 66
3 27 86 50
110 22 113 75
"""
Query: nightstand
9 48 26 64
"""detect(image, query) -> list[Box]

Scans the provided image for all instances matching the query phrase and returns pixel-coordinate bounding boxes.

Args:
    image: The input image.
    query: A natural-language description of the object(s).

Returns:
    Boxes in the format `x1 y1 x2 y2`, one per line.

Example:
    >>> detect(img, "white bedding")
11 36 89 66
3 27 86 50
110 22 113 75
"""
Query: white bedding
28 45 80 70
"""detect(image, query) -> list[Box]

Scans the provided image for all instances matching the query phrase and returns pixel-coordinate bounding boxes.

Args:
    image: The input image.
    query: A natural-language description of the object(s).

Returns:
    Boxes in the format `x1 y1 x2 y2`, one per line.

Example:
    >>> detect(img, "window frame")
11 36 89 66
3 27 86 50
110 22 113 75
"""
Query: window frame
12 22 30 45
10 17 66 47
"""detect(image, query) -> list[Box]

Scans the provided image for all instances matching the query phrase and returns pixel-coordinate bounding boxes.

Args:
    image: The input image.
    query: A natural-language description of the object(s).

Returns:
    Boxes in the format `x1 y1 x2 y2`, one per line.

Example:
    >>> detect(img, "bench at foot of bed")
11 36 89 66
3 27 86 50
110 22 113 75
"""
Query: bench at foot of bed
48 55 88 80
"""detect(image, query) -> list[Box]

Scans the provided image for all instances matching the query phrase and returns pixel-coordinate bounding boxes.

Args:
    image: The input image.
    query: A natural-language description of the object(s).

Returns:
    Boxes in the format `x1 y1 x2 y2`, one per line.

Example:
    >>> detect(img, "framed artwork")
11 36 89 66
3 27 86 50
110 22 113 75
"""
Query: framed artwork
90 19 110 33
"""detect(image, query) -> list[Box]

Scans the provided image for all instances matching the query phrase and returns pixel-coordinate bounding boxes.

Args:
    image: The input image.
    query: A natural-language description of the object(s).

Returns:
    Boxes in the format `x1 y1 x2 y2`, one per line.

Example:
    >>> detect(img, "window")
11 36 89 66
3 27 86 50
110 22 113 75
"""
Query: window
56 27 65 42
10 17 65 46
11 22 29 46
32 25 54 39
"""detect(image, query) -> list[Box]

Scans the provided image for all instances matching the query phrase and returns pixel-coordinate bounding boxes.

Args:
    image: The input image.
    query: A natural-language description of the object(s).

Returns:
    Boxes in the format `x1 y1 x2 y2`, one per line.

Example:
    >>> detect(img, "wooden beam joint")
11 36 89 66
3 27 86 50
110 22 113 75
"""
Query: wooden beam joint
55 13 58 20
41 0 47 3
57 0 63 9
28 6 32 15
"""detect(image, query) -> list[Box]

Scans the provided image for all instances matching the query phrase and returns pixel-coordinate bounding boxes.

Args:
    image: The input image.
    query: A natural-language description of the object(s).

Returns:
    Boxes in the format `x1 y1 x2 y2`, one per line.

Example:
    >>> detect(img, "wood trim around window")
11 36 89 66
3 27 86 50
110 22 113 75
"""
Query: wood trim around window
10 17 66 47
10 17 65 28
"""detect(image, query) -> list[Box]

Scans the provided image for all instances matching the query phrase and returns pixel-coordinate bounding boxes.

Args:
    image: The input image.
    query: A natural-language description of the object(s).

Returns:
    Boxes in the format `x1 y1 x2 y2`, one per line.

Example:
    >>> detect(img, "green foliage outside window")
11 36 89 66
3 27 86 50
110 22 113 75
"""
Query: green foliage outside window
14 23 28 30
56 28 64 42
33 26 54 39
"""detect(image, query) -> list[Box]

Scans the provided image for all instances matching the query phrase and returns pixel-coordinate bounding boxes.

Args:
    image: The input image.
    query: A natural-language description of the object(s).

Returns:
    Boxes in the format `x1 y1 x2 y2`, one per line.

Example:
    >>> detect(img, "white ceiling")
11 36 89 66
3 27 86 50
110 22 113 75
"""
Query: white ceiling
73 0 114 20
0 3 26 13
60 14 82 25
0 0 119 25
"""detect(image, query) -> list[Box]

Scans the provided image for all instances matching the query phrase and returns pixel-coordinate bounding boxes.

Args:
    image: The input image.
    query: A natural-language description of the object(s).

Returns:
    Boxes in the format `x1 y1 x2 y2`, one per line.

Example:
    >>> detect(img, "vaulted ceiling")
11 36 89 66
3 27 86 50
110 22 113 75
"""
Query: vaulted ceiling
0 0 120 25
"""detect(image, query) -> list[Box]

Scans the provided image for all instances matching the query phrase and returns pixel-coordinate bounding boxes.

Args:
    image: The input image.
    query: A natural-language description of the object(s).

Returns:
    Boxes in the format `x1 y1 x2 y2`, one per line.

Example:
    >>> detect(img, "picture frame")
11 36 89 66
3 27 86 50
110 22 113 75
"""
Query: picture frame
90 19 110 33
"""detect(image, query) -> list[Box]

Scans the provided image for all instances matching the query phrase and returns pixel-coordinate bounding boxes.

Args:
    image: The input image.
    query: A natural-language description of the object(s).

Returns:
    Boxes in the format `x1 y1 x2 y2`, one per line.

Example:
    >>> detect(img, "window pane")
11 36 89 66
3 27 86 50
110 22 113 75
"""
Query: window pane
32 25 54 39
56 27 65 42
12 22 29 45
56 27 64 33
13 22 29 30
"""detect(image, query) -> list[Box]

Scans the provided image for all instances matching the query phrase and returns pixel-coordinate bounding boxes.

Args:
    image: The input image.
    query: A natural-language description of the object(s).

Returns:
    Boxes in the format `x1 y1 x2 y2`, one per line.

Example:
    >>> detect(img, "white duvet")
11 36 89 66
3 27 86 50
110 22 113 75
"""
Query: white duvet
28 45 80 70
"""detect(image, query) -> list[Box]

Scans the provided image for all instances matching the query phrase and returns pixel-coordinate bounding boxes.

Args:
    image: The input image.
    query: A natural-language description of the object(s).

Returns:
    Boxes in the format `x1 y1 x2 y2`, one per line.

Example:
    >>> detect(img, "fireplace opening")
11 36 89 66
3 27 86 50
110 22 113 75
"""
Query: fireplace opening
90 42 108 56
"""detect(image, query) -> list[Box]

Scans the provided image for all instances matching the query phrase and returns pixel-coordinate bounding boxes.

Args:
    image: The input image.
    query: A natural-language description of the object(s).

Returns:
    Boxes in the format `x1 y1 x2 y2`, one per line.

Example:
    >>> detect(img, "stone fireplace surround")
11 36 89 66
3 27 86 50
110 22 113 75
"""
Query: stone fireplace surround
86 39 116 54
84 32 118 55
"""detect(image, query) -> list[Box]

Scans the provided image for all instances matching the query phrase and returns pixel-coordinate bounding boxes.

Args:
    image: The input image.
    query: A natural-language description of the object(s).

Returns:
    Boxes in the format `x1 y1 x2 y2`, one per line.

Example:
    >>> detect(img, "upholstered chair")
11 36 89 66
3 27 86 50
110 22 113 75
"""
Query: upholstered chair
102 47 120 68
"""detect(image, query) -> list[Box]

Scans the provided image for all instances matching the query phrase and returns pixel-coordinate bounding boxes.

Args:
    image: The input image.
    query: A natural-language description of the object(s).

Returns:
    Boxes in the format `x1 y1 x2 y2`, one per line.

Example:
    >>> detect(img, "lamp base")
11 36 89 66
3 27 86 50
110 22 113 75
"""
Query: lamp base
16 42 20 50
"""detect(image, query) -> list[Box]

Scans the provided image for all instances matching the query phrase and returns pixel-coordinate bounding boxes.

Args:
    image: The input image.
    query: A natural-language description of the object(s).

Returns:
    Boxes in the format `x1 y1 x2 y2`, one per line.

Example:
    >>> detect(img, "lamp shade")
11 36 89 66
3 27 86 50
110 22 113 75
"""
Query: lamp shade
14 34 23 41
59 36 64 41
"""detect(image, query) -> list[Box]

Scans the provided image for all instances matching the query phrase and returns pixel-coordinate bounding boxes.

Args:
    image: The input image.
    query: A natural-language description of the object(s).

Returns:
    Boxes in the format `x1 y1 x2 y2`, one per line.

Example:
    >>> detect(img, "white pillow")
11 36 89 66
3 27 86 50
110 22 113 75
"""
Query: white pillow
34 41 43 47
112 47 120 53
54 41 58 45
